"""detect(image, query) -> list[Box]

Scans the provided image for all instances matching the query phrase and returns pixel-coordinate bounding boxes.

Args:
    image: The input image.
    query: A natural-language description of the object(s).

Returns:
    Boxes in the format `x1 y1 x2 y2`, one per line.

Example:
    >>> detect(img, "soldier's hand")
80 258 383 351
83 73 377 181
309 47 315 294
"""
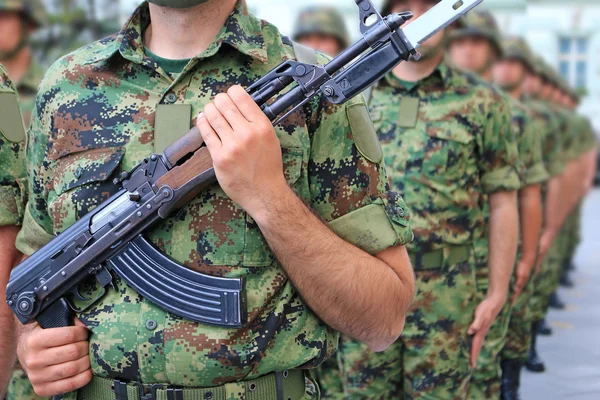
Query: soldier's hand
197 85 289 218
536 231 553 270
511 260 533 305
17 319 92 397
467 296 504 368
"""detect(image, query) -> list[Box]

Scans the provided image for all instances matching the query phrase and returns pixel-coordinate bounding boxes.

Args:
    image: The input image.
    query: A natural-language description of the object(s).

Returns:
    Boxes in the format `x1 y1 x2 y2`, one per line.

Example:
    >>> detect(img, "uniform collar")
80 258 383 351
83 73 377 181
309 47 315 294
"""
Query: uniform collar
84 0 268 65
17 56 45 93
383 61 453 91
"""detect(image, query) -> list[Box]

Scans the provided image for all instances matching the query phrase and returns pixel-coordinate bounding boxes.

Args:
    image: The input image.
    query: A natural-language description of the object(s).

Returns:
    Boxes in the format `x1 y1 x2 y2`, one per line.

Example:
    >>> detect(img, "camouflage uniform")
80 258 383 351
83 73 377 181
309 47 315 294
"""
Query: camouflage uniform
292 7 350 49
0 2 48 399
318 62 520 400
15 2 413 399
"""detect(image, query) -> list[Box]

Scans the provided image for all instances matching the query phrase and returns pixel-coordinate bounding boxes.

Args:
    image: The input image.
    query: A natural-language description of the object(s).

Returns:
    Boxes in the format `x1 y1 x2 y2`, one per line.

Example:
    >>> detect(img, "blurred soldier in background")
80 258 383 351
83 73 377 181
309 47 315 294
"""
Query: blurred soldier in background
0 0 47 125
448 11 542 399
318 1 520 399
0 1 48 399
292 6 349 57
492 37 551 400
0 64 27 399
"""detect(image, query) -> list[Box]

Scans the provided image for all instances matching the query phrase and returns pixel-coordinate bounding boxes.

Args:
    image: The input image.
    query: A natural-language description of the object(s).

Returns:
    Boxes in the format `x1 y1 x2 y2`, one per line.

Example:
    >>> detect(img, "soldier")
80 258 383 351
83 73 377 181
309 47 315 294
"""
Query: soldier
318 1 520 399
0 64 27 398
448 12 539 399
0 0 47 125
292 6 350 57
14 0 417 399
492 37 551 400
0 2 49 399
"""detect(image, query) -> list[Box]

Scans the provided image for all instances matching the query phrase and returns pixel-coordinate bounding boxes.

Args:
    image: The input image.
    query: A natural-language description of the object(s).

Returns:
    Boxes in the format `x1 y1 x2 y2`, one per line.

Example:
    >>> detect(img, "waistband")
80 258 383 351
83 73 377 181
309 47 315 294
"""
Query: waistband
408 245 471 270
70 369 305 400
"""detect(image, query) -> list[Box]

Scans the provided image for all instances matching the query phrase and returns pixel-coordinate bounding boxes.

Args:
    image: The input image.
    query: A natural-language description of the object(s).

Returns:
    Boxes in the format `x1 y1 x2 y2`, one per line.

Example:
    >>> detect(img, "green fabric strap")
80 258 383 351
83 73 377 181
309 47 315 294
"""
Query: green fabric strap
144 47 191 75
408 246 470 270
76 370 305 400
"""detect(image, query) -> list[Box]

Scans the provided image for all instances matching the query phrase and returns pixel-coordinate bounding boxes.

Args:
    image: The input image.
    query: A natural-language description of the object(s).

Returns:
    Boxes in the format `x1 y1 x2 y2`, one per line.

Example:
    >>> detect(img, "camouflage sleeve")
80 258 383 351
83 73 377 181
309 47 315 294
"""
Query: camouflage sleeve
307 95 413 255
15 83 55 256
580 117 598 153
563 115 581 162
0 65 27 227
521 113 549 186
543 114 565 177
477 91 520 194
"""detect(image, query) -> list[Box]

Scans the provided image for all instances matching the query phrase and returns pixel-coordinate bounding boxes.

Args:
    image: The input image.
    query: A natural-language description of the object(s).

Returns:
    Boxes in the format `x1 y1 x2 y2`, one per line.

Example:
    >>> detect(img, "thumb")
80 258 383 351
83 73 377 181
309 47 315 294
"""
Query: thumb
468 317 481 335
74 318 89 329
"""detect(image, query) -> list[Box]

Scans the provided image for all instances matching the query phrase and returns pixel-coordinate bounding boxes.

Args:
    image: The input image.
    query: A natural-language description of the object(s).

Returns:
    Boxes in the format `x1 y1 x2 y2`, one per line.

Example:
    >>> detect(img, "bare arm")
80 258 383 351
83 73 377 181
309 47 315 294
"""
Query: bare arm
512 184 542 303
559 160 582 225
253 187 415 351
469 190 518 367
198 86 416 351
0 225 22 397
581 149 598 196
536 174 563 270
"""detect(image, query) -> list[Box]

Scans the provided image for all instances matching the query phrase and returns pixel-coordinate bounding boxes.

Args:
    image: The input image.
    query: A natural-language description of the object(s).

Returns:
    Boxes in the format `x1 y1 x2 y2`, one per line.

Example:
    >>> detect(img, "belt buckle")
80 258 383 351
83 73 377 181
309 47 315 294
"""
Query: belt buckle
132 382 165 400
166 386 183 400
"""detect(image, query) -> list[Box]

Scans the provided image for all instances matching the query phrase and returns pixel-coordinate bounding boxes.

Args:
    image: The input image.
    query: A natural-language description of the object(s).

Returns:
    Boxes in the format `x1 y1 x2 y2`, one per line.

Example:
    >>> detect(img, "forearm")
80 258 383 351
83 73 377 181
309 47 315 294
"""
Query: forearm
582 150 598 194
542 175 563 239
518 185 543 266
487 191 519 302
559 161 581 223
253 187 415 351
0 226 21 396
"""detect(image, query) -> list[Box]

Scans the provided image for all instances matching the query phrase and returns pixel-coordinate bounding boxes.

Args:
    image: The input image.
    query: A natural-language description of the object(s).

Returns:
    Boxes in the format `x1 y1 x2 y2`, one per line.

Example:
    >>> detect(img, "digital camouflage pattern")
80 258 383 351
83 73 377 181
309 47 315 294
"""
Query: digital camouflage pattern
319 63 519 400
470 94 549 399
448 9 504 57
13 57 45 126
292 6 349 48
15 1 413 395
0 64 26 227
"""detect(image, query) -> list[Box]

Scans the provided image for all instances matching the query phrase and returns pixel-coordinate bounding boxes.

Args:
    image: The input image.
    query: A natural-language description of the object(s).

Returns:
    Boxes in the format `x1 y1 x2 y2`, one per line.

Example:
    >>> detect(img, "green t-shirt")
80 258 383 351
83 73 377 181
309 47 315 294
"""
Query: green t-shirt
144 46 190 76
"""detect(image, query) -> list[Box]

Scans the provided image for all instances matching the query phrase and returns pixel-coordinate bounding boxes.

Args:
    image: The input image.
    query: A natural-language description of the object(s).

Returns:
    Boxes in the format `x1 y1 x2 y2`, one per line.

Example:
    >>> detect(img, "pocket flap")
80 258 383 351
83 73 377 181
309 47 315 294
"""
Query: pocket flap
53 147 125 196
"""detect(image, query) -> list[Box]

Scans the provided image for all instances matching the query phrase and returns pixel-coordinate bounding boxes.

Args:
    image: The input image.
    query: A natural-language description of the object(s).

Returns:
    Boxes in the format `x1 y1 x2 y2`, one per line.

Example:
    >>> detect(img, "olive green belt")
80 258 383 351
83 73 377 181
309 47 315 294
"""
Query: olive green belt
408 245 470 270
75 370 305 400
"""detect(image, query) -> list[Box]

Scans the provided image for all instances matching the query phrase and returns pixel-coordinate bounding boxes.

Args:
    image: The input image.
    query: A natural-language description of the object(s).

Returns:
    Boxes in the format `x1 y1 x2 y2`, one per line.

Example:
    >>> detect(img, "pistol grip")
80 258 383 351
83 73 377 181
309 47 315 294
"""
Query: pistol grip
37 298 75 328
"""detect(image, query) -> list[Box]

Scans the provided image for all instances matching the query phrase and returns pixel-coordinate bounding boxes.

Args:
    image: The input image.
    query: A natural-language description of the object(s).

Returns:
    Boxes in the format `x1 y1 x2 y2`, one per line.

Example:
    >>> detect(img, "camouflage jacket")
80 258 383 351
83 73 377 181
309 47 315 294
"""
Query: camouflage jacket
16 57 45 127
16 0 413 388
370 63 520 254
508 96 549 187
523 97 565 178
0 64 26 227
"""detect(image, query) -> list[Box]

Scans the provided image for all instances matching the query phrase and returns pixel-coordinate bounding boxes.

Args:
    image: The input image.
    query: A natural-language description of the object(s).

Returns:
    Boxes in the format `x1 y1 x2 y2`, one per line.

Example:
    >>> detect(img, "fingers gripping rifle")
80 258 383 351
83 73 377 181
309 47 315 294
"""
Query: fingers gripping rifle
7 0 483 329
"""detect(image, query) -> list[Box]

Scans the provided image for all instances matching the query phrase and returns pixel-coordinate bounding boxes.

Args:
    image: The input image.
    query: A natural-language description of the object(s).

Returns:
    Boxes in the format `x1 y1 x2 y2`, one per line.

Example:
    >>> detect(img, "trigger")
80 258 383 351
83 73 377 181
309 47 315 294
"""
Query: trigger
95 267 115 290
70 286 91 302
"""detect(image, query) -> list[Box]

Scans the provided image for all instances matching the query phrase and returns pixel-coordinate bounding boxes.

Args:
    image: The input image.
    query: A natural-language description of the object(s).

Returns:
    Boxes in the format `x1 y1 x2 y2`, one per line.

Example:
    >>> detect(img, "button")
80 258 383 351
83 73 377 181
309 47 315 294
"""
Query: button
399 208 405 217
204 392 213 400
165 92 177 104
145 319 157 330
74 167 83 179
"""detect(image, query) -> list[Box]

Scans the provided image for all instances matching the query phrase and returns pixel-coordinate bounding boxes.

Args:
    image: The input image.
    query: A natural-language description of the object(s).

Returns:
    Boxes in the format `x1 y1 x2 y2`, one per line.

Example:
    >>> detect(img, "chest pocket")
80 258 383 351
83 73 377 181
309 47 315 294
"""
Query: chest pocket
50 147 124 234
420 121 474 184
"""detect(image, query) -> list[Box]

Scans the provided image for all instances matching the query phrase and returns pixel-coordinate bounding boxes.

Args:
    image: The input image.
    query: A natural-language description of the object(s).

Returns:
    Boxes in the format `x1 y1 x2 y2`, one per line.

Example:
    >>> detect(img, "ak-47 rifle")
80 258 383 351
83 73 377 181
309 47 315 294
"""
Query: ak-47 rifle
7 0 483 329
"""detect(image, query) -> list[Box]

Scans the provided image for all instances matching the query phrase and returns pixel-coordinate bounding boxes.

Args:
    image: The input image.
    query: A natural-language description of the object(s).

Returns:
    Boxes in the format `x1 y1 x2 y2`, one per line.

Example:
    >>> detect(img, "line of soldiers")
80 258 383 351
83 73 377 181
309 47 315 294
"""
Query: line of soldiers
0 0 597 400
294 1 597 400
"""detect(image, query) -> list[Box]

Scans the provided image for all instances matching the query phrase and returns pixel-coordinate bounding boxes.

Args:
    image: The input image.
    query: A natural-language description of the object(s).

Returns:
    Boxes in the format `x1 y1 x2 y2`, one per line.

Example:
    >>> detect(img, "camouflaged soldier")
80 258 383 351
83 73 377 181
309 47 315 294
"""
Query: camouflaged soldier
293 6 350 57
0 64 27 399
14 1 416 399
523 58 569 374
492 37 551 400
448 12 537 400
317 1 520 399
0 2 49 399
0 0 47 125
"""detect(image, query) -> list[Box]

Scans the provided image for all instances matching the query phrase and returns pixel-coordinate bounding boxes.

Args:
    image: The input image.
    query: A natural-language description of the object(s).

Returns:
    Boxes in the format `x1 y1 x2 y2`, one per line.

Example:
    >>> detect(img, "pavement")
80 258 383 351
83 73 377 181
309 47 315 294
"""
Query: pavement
521 188 600 400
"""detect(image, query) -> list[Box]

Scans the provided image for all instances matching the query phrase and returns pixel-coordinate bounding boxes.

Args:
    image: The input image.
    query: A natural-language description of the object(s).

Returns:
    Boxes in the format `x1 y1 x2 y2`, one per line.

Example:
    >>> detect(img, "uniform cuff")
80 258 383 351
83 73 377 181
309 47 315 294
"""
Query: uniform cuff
15 204 54 256
525 163 550 186
0 185 23 227
329 196 412 255
481 167 521 194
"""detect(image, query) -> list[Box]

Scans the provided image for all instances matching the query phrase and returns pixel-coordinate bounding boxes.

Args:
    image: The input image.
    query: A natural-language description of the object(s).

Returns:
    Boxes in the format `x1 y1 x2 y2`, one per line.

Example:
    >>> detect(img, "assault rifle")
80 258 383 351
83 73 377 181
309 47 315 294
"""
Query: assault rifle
7 0 483 329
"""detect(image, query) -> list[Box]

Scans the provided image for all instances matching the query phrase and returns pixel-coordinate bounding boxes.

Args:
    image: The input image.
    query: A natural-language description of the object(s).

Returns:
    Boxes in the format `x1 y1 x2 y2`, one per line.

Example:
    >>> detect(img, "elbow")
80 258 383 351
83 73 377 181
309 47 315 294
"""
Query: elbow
364 318 406 352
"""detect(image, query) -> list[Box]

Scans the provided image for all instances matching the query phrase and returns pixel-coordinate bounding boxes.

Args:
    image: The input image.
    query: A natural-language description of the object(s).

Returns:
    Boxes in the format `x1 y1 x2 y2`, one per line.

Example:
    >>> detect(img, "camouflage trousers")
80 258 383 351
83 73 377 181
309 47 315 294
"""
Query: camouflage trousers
469 254 514 400
502 275 535 362
318 246 478 400
4 364 49 400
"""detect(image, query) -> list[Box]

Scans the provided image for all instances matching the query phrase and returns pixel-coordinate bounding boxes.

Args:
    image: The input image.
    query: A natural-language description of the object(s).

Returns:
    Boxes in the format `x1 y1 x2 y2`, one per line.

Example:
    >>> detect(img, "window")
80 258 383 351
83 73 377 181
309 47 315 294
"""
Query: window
558 36 589 89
